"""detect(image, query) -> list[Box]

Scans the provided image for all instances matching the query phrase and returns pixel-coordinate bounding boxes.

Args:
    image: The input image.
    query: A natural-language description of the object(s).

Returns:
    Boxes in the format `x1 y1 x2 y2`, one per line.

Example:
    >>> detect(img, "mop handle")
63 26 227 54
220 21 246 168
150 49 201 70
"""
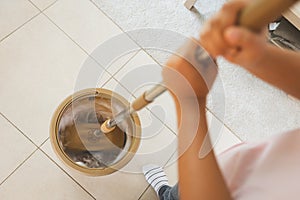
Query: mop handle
102 0 299 132
131 84 167 111
238 0 299 32
107 84 167 128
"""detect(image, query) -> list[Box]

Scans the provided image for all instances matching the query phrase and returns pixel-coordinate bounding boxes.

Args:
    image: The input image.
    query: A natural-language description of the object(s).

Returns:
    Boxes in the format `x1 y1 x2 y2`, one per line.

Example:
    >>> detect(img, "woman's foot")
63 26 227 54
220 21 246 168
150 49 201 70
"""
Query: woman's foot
143 164 169 195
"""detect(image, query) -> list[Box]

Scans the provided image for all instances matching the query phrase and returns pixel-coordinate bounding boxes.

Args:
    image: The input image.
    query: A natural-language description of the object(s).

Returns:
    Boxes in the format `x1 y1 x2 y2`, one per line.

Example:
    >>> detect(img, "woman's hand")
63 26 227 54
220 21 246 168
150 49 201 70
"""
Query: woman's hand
200 0 268 69
163 39 218 100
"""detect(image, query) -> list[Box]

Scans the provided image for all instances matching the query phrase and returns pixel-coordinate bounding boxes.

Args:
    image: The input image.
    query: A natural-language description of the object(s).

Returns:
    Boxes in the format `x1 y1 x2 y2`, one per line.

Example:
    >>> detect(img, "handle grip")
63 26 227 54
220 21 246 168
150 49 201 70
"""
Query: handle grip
131 93 152 111
239 0 299 32
131 84 167 111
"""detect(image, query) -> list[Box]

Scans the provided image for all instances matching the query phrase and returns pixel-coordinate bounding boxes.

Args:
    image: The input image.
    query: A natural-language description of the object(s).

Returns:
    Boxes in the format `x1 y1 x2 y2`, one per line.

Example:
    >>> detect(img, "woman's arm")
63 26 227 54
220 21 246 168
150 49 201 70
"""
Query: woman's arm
223 27 300 99
163 49 232 199
176 97 232 200
248 45 300 99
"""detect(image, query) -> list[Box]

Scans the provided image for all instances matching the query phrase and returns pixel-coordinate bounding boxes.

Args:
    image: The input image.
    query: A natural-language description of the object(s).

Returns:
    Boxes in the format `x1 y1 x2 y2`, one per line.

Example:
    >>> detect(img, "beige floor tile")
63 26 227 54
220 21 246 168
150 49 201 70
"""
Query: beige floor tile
0 0 39 41
106 50 140 75
206 110 242 154
30 0 57 10
0 150 94 200
0 115 36 183
135 88 177 134
90 34 140 72
102 78 133 100
120 120 177 173
0 15 89 145
139 186 159 200
164 157 178 186
44 0 129 54
114 50 161 96
41 140 149 200
112 50 177 132
97 70 112 88
75 56 112 91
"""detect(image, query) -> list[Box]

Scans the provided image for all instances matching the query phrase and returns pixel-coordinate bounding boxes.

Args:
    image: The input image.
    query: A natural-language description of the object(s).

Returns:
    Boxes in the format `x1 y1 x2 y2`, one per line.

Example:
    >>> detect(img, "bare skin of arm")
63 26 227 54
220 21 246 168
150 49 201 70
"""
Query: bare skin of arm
230 43 300 99
200 0 300 99
177 98 231 200
163 49 232 199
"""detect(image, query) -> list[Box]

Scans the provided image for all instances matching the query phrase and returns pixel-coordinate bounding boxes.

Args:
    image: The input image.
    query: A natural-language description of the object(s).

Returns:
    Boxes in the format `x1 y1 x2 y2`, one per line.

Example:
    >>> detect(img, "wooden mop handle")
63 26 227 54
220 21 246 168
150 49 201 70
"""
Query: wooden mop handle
238 0 299 32
131 84 167 111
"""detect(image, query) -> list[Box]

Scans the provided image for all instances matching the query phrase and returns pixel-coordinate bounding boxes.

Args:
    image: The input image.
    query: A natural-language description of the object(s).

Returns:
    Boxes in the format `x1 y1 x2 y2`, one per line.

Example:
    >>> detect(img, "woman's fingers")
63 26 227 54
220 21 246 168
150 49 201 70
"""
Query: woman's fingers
199 0 248 58
223 27 267 67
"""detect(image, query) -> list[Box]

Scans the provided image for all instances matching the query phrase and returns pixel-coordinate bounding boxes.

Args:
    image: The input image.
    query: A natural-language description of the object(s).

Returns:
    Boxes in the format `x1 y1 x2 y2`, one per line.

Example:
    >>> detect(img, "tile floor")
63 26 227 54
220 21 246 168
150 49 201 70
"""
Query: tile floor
0 0 299 199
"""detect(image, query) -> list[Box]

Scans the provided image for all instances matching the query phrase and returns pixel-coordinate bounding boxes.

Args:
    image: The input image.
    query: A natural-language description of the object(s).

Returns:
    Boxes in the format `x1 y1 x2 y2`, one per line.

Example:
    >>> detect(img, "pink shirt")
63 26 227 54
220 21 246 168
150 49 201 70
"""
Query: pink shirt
218 129 300 200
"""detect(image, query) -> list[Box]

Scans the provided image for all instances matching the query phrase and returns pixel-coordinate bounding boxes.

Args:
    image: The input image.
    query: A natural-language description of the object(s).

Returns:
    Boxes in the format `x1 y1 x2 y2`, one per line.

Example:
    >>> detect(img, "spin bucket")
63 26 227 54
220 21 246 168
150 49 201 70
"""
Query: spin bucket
50 88 141 176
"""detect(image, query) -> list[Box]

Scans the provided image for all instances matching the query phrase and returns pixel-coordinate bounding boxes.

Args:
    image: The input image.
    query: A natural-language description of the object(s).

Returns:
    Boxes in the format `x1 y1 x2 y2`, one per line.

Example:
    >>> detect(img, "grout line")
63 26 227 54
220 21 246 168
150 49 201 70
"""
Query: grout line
43 6 143 92
206 108 243 142
41 11 127 80
27 0 41 11
99 76 114 88
93 49 141 88
98 49 141 88
0 112 39 148
0 11 42 44
163 149 177 168
108 50 141 77
38 0 143 81
37 137 97 199
146 107 178 136
0 148 39 186
39 136 50 148
0 113 94 197
28 0 59 12
110 77 137 96
41 12 93 59
88 0 127 33
42 0 59 11
138 185 152 200
39 145 97 200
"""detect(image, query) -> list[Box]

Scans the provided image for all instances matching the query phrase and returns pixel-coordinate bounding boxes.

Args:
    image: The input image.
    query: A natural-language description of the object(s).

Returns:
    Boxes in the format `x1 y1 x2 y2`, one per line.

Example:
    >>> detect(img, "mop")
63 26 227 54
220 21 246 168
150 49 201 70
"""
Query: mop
100 0 300 134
